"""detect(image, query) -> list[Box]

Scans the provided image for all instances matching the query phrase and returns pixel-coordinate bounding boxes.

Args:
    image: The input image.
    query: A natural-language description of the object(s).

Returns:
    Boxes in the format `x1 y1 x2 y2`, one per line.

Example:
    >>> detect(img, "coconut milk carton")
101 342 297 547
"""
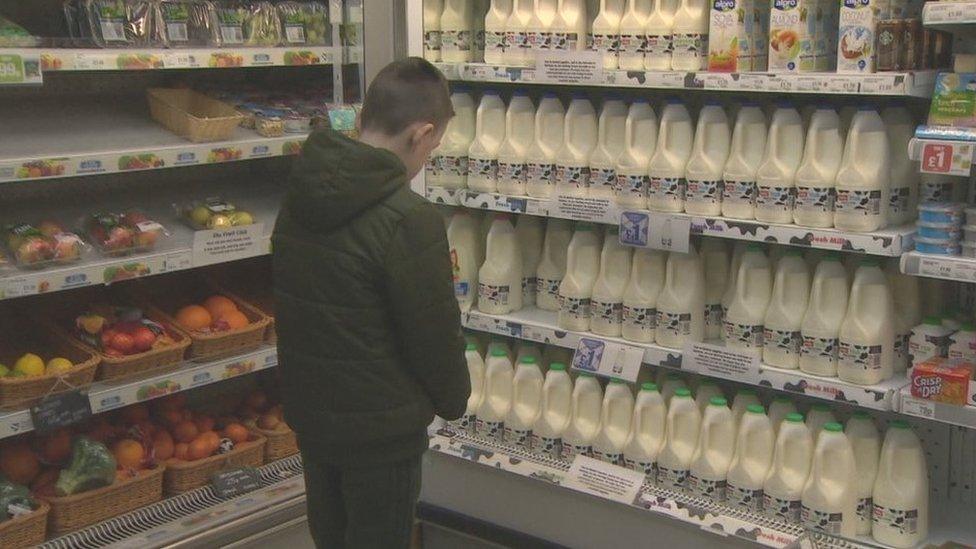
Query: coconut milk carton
837 0 880 73
707 0 759 71
768 0 817 72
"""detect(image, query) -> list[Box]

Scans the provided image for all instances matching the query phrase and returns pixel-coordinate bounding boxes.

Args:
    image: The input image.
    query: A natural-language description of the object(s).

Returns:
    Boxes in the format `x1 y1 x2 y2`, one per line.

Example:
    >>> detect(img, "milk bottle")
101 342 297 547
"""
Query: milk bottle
948 322 976 362
591 228 634 337
593 378 635 463
768 395 798 435
618 0 652 69
727 405 775 511
647 100 694 213
872 420 929 548
688 397 735 501
720 241 748 333
615 100 658 209
516 215 545 306
622 248 667 343
794 107 844 228
531 362 573 456
656 247 707 349
424 0 443 61
589 0 624 68
834 107 890 232
552 0 588 51
559 223 602 331
526 93 565 198
478 214 524 314
694 379 724 412
477 348 515 440
496 92 536 196
468 91 507 192
588 98 629 199
473 0 490 59
515 342 543 365
685 102 732 216
800 254 849 376
437 89 477 189
802 423 858 537
527 0 559 56
701 238 730 340
504 0 535 65
440 0 473 62
763 250 811 369
724 244 772 356
756 104 804 224
537 219 574 311
838 260 895 385
646 0 678 69
846 411 880 535
487 338 513 361
886 261 921 374
882 106 917 226
543 346 574 369
671 0 708 70
624 383 667 478
555 95 598 197
908 317 952 369
722 104 768 219
731 388 761 430
661 372 688 404
505 355 545 447
657 388 701 490
484 0 513 64
805 403 836 441
763 413 812 522
561 373 603 459
448 210 483 312
461 343 487 433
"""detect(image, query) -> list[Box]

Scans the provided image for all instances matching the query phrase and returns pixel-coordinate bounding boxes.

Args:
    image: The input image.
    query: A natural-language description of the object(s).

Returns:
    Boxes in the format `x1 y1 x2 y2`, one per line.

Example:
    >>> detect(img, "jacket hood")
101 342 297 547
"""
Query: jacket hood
284 130 407 233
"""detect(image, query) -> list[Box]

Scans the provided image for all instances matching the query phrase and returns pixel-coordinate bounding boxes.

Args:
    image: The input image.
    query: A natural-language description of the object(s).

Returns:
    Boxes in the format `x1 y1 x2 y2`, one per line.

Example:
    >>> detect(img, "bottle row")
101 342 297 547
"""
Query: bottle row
428 89 921 232
459 342 927 548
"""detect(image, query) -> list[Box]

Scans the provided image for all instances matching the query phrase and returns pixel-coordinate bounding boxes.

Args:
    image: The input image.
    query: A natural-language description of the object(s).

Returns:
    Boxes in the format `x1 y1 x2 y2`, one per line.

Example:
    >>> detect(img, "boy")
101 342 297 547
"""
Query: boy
272 58 470 548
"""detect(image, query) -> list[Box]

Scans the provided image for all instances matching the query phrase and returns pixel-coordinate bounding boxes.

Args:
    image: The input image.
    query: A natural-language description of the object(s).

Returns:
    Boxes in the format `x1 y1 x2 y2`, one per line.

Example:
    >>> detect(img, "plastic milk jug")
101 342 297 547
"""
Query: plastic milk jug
688 397 736 501
618 0 652 69
720 241 748 334
555 95 598 197
496 92 536 196
615 100 658 208
727 405 775 511
424 0 443 61
882 106 917 226
661 372 688 405
722 104 768 219
440 0 473 62
516 215 545 306
526 93 566 198
591 227 634 337
552 0 588 51
763 250 811 369
794 107 844 228
437 90 477 189
731 388 761 431
846 411 881 535
648 100 694 212
515 342 543 365
645 0 678 69
685 102 732 216
805 403 836 442
531 362 573 456
484 0 513 64
537 218 574 311
763 413 813 522
886 260 921 373
504 0 535 66
477 348 515 440
838 260 895 385
505 356 544 447
872 421 929 548
589 98 629 199
593 378 635 463
695 380 724 412
462 343 487 433
559 223 602 331
622 248 667 343
724 244 772 356
834 108 890 232
701 238 730 340
767 395 798 435
448 210 483 312
561 373 603 459
657 388 701 490
800 254 849 376
478 214 524 315
839 104 856 137
656 247 707 349
948 322 976 362
909 317 952 369
487 338 513 361
589 0 624 68
624 383 667 478
527 0 559 56
472 0 490 60
802 423 858 537
671 0 708 70
468 91 508 193
756 104 804 224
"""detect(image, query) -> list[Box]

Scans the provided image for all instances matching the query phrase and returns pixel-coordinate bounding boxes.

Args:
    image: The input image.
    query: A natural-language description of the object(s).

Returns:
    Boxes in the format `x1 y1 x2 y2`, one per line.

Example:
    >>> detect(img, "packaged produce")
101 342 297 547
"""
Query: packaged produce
3 221 88 268
154 0 219 47
0 15 39 47
910 357 974 405
179 197 256 230
255 115 285 137
929 73 976 128
276 1 329 46
83 210 168 256
74 305 178 358
213 1 280 46
83 0 156 47
0 478 37 520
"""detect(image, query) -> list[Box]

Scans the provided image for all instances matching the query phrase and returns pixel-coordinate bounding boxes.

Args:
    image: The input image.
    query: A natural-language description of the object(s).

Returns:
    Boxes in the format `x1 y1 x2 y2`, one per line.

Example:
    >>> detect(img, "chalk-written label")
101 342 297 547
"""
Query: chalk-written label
31 390 92 433
212 467 263 498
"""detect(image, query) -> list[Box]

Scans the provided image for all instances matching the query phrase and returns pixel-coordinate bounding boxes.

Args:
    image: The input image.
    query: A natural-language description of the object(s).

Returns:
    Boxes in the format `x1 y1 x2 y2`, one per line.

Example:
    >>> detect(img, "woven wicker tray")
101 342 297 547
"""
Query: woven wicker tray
0 500 49 549
44 466 164 536
246 420 298 462
147 88 243 143
164 436 266 495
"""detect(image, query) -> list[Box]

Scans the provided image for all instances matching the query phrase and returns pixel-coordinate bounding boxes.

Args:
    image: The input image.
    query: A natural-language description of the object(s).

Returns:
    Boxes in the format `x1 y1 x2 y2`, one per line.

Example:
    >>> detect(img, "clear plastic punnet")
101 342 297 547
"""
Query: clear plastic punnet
276 1 329 46
3 221 90 269
178 197 257 230
83 209 170 256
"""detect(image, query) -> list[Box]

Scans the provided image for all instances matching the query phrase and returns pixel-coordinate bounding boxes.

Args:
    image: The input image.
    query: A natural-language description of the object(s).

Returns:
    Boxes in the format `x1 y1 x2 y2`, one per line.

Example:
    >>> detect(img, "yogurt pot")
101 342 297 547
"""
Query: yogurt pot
918 202 965 225
915 236 961 256
917 221 963 241
965 206 976 226
962 241 976 258
964 225 976 242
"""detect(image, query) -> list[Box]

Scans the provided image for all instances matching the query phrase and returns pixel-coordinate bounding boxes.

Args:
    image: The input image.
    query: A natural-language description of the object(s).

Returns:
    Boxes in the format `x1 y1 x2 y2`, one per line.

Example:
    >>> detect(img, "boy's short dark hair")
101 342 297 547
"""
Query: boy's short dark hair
360 57 454 136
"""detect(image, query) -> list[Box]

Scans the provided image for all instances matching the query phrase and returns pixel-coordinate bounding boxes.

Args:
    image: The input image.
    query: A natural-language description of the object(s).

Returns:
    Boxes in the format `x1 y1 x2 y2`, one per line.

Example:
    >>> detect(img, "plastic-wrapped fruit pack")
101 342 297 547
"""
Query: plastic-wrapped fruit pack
84 210 168 256
276 1 329 46
3 221 88 268
81 0 157 47
179 197 256 230
214 1 280 46
154 0 219 48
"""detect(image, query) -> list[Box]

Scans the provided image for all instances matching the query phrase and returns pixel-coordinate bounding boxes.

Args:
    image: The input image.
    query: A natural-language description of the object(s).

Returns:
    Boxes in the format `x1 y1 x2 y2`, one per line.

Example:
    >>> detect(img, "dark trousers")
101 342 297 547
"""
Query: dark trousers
302 453 422 549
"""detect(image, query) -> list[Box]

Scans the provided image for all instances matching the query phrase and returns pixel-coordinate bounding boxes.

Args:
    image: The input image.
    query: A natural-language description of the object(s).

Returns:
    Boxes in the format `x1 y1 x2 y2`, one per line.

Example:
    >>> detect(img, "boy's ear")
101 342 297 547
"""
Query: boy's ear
410 122 437 149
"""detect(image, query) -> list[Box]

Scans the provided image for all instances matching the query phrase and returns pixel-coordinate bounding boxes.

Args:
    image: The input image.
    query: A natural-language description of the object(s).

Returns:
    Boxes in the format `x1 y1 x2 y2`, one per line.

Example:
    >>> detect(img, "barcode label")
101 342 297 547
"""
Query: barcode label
285 24 306 43
167 22 189 42
220 25 244 44
100 21 125 41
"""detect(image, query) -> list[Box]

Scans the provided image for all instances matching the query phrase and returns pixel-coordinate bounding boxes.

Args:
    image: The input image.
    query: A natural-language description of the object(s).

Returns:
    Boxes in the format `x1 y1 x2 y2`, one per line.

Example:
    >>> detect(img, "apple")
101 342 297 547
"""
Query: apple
114 320 143 335
110 333 135 355
100 328 118 350
38 221 64 238
15 237 54 264
134 230 158 248
131 326 156 352
53 235 80 261
105 226 134 250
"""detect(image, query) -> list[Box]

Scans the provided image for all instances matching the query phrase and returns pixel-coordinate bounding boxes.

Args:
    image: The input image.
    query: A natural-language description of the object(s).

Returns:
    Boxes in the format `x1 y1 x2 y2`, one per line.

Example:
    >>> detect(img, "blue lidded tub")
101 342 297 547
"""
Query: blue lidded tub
915 236 961 256
917 221 963 240
918 202 965 225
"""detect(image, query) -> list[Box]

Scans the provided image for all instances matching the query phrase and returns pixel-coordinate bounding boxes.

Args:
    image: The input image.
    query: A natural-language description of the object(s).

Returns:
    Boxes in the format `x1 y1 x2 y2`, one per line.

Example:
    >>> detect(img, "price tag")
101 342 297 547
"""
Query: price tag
30 390 92 434
536 50 605 85
463 312 494 333
520 324 547 343
0 53 42 85
1 277 39 299
563 455 645 505
162 251 194 273
860 76 896 95
918 257 976 281
901 396 936 420
163 52 195 68
0 413 33 438
571 337 643 382
827 76 858 94
618 212 691 253
212 467 263 498
682 341 761 382
192 223 266 267
920 142 973 176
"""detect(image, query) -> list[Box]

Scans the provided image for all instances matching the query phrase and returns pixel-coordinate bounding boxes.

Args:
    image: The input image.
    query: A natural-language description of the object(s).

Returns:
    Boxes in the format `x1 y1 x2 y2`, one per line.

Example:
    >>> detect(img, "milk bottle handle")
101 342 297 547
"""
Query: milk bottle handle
735 262 751 302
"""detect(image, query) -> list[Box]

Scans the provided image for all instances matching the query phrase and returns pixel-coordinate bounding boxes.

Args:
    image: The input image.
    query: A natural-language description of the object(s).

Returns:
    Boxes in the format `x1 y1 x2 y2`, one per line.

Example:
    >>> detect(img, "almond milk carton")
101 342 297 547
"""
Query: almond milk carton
767 0 817 72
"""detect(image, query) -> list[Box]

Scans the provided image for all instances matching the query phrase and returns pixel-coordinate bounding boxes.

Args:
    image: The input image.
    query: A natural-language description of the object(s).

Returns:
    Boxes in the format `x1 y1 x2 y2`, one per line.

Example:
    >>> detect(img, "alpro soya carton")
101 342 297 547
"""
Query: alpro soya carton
767 0 818 72
707 0 763 71
837 0 884 73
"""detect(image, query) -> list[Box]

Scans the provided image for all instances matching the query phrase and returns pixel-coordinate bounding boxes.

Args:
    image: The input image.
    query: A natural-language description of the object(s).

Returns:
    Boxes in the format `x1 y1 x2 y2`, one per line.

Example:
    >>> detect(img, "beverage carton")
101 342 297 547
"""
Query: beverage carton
837 0 882 73
910 357 975 406
707 0 760 71
767 0 817 72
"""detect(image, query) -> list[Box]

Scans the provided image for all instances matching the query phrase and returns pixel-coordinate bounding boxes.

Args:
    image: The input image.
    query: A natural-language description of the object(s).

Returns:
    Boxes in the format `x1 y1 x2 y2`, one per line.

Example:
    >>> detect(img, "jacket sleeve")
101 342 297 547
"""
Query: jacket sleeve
383 203 470 420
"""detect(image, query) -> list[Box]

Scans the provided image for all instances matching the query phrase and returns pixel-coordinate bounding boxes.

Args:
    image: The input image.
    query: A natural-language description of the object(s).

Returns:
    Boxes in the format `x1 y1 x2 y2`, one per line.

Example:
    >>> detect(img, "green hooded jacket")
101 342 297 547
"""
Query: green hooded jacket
272 130 469 465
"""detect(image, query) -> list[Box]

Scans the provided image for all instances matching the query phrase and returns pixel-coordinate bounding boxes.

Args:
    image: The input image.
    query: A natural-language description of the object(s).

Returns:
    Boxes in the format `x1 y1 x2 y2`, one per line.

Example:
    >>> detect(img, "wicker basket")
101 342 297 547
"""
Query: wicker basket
44 466 164 536
0 501 49 549
147 88 243 143
205 270 276 344
246 420 298 461
164 436 266 495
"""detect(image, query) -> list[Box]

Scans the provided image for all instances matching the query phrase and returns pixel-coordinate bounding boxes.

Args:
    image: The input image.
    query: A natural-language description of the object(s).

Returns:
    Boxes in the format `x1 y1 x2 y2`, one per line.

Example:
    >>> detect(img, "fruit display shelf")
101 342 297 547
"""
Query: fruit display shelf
898 387 976 429
900 251 976 282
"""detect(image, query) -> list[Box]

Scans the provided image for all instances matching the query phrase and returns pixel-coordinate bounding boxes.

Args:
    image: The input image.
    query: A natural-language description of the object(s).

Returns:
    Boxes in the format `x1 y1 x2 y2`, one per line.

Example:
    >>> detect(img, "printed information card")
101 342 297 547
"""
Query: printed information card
563 455 645 505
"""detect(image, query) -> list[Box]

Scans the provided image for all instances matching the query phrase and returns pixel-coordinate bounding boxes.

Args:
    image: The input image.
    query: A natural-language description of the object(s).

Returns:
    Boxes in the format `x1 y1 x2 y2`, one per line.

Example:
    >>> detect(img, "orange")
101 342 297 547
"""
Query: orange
201 431 221 454
194 415 215 434
187 437 212 461
153 431 175 461
120 403 149 425
223 423 249 444
175 305 212 331
37 428 72 465
113 439 145 470
0 441 41 485
258 413 281 431
173 442 189 461
172 420 199 444
155 393 186 413
158 408 183 427
219 310 249 330
203 295 238 320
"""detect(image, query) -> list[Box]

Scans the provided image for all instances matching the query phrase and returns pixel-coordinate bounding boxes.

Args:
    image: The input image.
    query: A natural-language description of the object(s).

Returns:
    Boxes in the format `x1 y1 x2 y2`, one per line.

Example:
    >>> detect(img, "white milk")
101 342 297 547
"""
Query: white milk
506 356 544 447
724 244 772 356
646 0 678 69
908 317 952 369
477 348 515 440
767 395 798 435
657 388 701 490
487 338 513 361
694 380 724 412
468 91 507 192
516 215 545 306
589 0 624 68
701 238 730 340
720 241 748 337
593 378 635 463
615 100 658 209
537 218 574 311
685 102 732 216
515 342 544 365
802 422 858 537
588 98 629 199
656 247 707 349
424 0 443 62
661 373 688 405
794 107 844 228
448 210 483 312
555 95 599 197
440 0 473 62
805 403 836 442
886 260 921 374
689 397 736 501
838 260 895 385
526 93 566 198
648 100 694 213
763 250 811 369
800 254 849 377
527 0 559 57
531 363 573 456
552 0 588 51
948 322 976 362
846 411 881 535
730 389 761 431
591 227 634 337
559 223 602 331
479 214 524 315
756 104 804 224
561 373 604 459
473 0 490 60
722 104 768 220
763 413 812 522
462 343 487 433
619 0 652 69
671 0 708 70
872 421 929 548
437 90 477 189
484 0 513 64
882 106 917 226
504 0 535 66
496 92 536 196
834 108 890 231
624 383 667 478
622 248 667 343
727 405 775 511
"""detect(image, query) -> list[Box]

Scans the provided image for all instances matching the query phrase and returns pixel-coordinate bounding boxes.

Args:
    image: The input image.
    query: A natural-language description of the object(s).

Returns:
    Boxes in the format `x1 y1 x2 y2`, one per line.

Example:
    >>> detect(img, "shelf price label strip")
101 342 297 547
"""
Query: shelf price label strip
0 51 42 85
913 139 975 176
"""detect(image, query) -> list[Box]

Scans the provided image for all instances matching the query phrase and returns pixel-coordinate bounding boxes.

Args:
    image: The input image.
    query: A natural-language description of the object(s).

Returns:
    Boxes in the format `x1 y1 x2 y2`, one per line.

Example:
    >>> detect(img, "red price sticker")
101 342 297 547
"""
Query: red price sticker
921 142 973 176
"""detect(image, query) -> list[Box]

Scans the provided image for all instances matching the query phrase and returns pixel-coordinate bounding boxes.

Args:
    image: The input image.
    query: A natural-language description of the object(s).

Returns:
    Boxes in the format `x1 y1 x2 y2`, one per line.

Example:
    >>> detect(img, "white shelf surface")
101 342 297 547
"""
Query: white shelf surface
1 46 338 72
900 251 976 282
923 1 976 27
897 387 976 428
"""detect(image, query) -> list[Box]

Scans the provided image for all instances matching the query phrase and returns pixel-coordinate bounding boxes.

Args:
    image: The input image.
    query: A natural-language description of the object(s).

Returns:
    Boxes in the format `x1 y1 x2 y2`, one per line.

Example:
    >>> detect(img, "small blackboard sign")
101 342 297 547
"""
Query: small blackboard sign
212 467 263 498
30 390 91 433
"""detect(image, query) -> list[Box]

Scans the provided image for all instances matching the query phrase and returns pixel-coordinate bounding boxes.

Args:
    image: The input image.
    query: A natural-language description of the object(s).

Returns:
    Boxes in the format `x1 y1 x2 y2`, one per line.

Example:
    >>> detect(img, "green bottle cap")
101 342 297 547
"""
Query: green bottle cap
520 356 537 364
674 388 692 398
641 382 658 392
709 397 728 407
490 348 508 357
579 372 596 378
746 404 765 414
465 343 477 351
785 413 804 423
889 420 911 429
924 316 943 326
824 422 843 432
549 363 566 371
610 378 626 384
738 388 758 396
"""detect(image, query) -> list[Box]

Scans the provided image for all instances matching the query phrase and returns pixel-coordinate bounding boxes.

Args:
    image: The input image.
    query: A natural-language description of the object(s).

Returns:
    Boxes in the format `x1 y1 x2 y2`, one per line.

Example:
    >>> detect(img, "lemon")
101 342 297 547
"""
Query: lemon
0 364 7 377
14 353 45 377
46 357 73 375
190 206 212 227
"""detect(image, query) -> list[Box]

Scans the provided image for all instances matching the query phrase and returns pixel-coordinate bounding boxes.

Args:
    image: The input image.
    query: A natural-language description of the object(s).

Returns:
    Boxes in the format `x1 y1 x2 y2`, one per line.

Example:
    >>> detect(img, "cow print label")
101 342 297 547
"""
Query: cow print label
498 161 527 186
623 457 656 479
838 341 883 372
440 30 472 52
587 32 620 54
589 167 617 193
477 419 505 441
459 412 477 434
835 188 882 216
424 30 442 52
688 474 727 502
485 30 506 53
528 31 553 50
656 466 688 490
763 493 802 522
440 155 468 177
920 180 953 203
795 185 836 215
872 504 919 535
426 156 442 178
727 484 763 512
705 303 724 334
623 305 656 338
522 276 537 303
478 283 511 309
617 173 650 199
560 296 591 322
856 496 873 527
560 441 591 460
538 277 562 305
506 31 530 50
648 176 686 201
756 185 795 213
764 328 801 355
645 33 673 56
723 180 757 206
592 448 623 465
889 186 910 215
657 311 693 338
801 505 843 535
527 162 555 188
686 179 723 205
504 426 532 448
801 335 838 360
551 31 580 51
618 33 648 56
468 157 499 180
530 434 561 457
556 164 591 189
724 321 765 349
592 299 623 324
